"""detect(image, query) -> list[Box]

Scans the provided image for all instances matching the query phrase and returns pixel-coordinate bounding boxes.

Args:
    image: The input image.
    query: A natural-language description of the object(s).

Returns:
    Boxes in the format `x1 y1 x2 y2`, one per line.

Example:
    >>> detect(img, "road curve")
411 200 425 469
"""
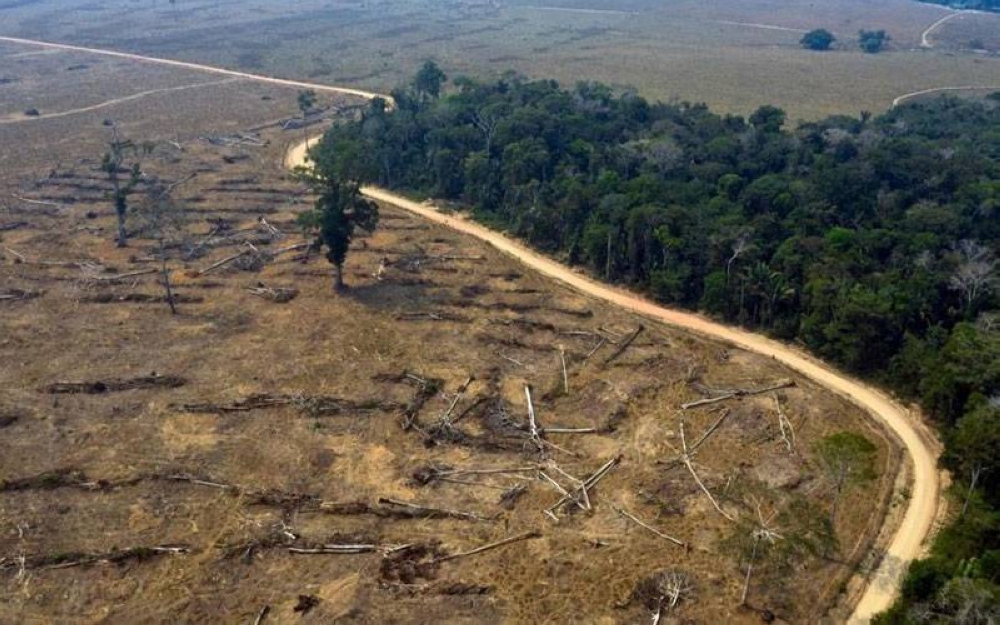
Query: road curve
0 33 939 623
893 84 1000 107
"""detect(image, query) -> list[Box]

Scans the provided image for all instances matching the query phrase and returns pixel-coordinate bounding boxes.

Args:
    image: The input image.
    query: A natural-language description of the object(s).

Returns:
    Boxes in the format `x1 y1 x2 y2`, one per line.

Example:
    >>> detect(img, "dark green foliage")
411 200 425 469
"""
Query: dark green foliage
858 29 889 53
801 29 836 51
320 69 1000 619
295 152 378 291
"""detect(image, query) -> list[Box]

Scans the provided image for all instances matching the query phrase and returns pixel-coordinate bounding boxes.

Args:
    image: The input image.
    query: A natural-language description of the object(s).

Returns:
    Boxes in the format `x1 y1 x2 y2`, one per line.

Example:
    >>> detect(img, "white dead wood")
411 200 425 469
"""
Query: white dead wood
558 345 569 394
612 505 686 548
525 385 544 452
545 455 621 516
433 531 541 564
773 396 795 452
679 420 735 521
86 268 158 282
741 499 783 606
288 544 379 554
12 195 63 209
680 379 794 409
584 336 607 361
253 605 270 625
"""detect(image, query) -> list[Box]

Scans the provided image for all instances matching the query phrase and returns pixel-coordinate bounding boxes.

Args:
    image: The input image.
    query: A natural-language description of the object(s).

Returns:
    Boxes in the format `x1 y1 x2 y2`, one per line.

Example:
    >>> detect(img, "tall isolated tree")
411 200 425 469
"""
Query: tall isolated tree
295 162 378 291
101 123 148 247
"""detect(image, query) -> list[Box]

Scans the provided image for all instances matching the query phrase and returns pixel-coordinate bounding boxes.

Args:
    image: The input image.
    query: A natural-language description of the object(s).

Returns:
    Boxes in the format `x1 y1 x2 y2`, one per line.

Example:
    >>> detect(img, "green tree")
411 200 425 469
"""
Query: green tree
858 29 889 53
814 431 877 525
296 164 379 291
801 29 836 51
413 60 447 99
297 89 317 118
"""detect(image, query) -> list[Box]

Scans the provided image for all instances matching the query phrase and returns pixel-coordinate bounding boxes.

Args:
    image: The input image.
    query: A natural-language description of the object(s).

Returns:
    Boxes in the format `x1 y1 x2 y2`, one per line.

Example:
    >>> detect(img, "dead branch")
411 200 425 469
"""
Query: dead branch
253 606 270 625
773 396 795 452
86 268 158 282
1 545 191 571
688 409 730 454
545 455 622 515
612 505 686 548
288 544 379 555
584 337 607 361
679 421 734 521
434 531 541 564
558 345 569 394
681 379 794 409
525 385 544 452
604 325 644 364
247 284 299 303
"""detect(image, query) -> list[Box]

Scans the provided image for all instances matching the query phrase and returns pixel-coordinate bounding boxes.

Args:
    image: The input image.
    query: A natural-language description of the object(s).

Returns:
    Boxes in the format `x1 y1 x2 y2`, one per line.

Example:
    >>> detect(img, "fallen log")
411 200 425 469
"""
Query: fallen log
44 375 186 394
434 531 541 564
604 325 644 364
680 379 795 409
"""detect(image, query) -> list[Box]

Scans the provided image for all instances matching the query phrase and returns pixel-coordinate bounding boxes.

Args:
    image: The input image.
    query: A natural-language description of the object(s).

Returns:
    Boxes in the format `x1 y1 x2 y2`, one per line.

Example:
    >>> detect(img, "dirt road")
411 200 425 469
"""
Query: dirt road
0 77 239 124
0 33 940 623
920 9 980 48
892 84 1000 107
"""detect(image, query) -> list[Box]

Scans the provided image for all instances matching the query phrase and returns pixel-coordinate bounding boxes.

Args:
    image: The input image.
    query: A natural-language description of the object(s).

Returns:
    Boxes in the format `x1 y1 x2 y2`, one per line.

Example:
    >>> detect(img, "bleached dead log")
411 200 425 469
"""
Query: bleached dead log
525 385 544 452
86 268 158 282
612 505 686 548
680 421 734 521
773 396 795 452
681 379 794 409
558 345 569 394
545 455 621 515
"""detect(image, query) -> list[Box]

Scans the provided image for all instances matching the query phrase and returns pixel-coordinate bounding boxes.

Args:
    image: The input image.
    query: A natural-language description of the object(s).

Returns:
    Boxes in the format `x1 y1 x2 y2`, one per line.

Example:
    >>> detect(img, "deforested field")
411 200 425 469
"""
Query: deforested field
0 39 904 623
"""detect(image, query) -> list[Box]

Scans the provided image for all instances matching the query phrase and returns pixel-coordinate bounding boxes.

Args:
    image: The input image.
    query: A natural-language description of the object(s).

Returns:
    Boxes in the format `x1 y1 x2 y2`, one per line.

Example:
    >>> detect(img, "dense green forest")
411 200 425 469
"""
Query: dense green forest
313 66 1000 620
916 0 1000 11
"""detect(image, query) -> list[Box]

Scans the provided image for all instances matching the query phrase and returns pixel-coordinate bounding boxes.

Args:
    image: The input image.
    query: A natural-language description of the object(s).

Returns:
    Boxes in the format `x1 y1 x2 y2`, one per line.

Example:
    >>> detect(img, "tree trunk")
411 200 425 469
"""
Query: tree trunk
159 238 177 315
116 208 128 248
334 263 345 292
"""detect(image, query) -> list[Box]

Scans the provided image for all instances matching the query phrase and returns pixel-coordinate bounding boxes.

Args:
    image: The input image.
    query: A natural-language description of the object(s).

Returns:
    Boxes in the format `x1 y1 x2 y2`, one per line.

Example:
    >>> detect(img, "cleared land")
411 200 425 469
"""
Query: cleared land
0 42 903 623
0 0 999 121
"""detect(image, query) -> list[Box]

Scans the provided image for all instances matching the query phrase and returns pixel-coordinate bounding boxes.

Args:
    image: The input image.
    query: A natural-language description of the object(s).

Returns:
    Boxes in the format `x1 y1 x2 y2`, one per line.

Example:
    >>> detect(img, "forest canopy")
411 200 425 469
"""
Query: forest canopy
314 69 1000 619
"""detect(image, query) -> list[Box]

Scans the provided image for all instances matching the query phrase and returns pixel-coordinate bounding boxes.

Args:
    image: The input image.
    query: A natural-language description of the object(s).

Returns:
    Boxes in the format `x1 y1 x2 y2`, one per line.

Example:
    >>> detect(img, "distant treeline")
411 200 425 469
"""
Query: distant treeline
313 68 1000 620
916 0 1000 11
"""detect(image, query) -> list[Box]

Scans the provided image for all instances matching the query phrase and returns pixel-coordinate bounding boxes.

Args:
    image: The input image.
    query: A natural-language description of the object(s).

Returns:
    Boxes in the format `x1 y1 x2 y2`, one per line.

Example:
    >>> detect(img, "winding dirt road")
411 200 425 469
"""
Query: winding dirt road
3 33 941 623
920 9 981 48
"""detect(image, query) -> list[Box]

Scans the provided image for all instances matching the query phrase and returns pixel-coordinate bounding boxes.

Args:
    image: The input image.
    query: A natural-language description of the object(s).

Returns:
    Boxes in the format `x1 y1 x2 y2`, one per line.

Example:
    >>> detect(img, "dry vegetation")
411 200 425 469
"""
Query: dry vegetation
1 0 1000 121
0 42 907 623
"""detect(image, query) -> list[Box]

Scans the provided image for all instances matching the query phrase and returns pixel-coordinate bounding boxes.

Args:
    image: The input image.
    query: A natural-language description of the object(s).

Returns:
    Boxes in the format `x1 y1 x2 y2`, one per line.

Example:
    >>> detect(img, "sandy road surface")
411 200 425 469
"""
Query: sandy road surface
920 9 981 48
0 33 940 623
0 36 385 101
288 137 939 624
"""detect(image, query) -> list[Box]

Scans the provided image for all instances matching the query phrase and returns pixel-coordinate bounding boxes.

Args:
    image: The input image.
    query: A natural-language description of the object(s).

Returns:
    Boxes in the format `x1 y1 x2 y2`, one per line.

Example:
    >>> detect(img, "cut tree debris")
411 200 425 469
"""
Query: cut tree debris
681 379 795 409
